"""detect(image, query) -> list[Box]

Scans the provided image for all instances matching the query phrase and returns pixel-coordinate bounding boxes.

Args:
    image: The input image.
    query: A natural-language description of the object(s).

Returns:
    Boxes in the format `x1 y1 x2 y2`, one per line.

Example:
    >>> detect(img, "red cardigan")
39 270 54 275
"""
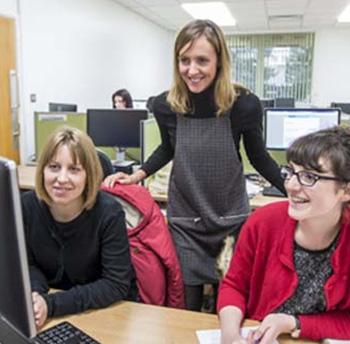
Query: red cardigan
101 183 185 309
218 201 350 340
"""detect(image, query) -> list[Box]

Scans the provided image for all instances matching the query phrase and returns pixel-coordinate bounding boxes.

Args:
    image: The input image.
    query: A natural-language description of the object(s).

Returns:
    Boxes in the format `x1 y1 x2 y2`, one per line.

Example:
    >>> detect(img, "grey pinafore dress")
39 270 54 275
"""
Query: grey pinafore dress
167 114 250 285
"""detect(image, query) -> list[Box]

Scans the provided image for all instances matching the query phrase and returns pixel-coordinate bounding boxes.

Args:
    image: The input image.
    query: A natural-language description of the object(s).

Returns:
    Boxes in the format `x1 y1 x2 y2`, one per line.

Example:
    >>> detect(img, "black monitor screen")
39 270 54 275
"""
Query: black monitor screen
48 102 77 112
331 102 350 115
0 157 37 343
275 98 295 108
264 108 341 150
260 99 275 110
87 109 148 148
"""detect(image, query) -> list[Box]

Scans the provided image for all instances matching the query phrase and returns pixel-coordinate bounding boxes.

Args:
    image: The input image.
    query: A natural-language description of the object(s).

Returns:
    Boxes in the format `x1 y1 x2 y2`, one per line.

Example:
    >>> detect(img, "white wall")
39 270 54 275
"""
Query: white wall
2 0 350 162
312 28 350 107
13 0 173 162
0 0 17 17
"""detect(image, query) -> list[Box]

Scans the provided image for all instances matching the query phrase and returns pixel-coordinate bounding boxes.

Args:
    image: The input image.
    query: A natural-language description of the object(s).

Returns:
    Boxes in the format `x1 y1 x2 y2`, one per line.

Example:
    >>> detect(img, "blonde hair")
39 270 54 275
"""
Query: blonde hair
35 126 103 210
167 19 236 116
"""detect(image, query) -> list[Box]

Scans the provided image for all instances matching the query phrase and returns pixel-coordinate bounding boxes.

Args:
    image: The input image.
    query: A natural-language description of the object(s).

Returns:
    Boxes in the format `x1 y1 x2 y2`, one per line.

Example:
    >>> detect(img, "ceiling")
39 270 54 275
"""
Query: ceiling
112 0 350 33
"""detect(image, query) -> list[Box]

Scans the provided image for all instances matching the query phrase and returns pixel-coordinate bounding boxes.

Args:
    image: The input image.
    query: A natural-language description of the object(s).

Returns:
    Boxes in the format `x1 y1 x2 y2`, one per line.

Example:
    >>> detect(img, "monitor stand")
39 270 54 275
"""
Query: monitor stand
112 147 134 174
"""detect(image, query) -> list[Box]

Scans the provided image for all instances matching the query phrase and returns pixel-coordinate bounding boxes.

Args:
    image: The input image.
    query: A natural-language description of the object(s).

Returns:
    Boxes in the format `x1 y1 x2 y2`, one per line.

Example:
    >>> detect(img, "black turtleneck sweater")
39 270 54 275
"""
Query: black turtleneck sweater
141 86 285 193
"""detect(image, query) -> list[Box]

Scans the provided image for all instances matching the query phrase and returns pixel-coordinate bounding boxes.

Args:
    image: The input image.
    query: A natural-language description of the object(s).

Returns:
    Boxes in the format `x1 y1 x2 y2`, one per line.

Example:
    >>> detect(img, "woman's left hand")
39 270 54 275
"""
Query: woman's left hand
32 291 48 329
246 314 296 344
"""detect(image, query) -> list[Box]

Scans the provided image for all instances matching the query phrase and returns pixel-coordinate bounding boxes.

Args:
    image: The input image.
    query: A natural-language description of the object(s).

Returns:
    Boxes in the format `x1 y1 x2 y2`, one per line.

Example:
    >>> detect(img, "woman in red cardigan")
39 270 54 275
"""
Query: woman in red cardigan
218 126 350 344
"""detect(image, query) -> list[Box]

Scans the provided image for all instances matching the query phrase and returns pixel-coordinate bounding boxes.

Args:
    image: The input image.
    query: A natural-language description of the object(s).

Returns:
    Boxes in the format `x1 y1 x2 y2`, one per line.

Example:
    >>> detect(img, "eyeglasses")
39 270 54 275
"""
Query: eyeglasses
280 165 342 187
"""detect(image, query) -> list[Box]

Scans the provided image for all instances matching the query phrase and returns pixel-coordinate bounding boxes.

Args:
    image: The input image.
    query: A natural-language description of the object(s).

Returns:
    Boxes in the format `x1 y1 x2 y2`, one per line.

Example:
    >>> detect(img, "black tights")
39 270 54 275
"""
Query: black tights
184 284 218 312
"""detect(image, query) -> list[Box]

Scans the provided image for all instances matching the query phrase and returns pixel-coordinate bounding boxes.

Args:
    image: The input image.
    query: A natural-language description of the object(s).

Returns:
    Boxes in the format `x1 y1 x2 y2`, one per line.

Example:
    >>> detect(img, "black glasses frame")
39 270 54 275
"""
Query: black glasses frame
280 165 342 187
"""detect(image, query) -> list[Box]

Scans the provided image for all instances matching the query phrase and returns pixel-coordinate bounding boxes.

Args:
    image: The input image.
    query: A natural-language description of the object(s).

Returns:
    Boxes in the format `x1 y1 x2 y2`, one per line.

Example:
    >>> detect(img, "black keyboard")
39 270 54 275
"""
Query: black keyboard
262 186 285 198
36 321 100 344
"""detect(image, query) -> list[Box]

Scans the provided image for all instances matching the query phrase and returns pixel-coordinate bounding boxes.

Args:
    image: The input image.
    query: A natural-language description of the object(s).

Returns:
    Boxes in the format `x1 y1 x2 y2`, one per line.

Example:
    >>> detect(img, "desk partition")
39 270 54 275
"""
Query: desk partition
34 112 86 159
34 112 141 162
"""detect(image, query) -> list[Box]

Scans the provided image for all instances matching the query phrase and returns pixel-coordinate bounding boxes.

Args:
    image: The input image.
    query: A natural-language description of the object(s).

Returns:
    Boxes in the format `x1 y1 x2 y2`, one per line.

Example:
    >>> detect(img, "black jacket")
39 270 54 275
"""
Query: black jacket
21 190 132 318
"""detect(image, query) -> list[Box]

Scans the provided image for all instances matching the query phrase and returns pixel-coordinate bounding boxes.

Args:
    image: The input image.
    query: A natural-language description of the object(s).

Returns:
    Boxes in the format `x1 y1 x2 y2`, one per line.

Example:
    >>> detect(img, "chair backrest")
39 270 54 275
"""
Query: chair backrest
96 149 114 179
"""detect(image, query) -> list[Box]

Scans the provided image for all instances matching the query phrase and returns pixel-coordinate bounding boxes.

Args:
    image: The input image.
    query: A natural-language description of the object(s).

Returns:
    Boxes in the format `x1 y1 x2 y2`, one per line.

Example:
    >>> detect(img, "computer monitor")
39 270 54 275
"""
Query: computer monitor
0 157 36 343
264 108 341 150
260 99 275 110
275 98 295 108
48 102 77 112
330 102 350 115
86 109 148 148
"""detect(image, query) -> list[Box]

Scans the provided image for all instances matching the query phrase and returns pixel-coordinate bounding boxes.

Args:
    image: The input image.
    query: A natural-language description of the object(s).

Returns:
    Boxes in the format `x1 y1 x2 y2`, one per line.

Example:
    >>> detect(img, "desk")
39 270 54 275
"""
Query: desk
17 165 285 209
43 301 314 344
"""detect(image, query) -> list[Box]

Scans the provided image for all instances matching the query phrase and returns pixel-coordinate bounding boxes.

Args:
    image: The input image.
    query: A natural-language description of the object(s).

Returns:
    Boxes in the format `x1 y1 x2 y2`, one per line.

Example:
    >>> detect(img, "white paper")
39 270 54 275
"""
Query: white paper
324 340 350 344
196 327 279 344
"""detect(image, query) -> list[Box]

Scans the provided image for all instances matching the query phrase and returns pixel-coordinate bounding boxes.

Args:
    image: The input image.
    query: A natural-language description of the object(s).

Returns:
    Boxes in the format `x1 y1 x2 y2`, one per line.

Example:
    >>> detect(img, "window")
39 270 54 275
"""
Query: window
226 33 314 103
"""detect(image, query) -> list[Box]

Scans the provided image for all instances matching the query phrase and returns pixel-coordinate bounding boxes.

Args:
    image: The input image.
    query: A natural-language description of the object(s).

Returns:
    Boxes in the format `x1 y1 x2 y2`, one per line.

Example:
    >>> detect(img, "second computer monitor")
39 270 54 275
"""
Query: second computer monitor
331 102 350 115
87 109 148 148
48 102 77 112
264 108 341 150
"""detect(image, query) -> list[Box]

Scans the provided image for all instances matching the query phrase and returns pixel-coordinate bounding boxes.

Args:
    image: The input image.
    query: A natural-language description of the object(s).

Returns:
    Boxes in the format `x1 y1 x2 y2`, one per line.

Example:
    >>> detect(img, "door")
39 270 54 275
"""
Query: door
0 15 19 163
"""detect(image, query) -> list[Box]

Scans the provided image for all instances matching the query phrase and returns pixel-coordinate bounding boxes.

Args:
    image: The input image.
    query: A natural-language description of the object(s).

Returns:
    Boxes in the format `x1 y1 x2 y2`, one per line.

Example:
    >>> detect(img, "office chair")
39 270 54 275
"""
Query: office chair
96 149 114 179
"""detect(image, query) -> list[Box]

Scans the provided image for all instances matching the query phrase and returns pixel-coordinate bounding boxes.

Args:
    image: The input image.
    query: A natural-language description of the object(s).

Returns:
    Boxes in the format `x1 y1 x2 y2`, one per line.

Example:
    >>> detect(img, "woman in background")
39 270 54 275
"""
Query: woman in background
218 126 350 343
104 19 284 311
22 126 133 328
112 88 133 109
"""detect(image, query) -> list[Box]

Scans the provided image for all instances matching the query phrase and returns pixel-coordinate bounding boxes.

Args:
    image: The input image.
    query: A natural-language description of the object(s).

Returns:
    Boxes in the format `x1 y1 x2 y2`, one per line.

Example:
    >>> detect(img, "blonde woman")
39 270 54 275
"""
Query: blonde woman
22 126 134 327
105 20 284 311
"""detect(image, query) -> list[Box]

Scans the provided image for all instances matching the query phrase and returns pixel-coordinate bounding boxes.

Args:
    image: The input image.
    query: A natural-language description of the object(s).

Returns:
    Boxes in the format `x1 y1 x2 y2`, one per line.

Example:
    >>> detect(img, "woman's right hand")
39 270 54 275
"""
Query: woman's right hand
104 172 135 188
104 169 146 188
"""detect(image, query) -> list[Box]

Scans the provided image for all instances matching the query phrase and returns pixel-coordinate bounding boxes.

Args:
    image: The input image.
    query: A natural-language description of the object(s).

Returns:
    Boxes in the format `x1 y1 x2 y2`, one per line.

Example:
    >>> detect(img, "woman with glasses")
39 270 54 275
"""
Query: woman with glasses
218 126 350 343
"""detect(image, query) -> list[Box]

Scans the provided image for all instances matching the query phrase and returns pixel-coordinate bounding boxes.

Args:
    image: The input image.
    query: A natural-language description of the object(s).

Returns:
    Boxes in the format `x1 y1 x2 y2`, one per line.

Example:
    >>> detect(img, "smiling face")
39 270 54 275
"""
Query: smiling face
44 144 87 216
178 34 218 94
286 160 349 225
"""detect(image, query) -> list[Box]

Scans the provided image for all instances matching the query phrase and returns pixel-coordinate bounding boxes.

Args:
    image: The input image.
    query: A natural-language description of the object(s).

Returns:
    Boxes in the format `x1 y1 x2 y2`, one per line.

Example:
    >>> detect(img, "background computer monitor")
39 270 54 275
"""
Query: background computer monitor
48 102 77 112
274 98 295 108
264 108 341 150
330 102 350 115
0 157 37 343
87 109 148 148
260 99 275 110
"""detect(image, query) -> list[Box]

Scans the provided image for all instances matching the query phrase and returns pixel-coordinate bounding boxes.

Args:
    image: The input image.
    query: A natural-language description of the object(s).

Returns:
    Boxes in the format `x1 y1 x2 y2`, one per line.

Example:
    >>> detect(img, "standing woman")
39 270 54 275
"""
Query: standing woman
112 88 133 109
22 126 133 327
104 19 284 311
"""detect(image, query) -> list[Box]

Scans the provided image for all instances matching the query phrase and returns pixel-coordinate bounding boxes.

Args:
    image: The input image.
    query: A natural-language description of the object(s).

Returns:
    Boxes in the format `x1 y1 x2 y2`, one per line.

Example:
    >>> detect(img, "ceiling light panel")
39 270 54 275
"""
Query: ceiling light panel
338 2 350 22
181 2 236 26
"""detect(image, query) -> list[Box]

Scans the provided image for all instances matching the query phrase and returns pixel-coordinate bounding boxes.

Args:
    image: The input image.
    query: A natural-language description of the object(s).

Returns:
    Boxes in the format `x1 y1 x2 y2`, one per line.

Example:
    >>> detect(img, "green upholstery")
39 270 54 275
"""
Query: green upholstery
141 118 162 187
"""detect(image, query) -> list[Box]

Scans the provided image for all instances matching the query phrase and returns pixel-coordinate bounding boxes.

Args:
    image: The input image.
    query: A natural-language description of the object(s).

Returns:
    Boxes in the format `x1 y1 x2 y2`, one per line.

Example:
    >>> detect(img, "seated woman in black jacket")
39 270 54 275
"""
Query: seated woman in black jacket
21 125 133 328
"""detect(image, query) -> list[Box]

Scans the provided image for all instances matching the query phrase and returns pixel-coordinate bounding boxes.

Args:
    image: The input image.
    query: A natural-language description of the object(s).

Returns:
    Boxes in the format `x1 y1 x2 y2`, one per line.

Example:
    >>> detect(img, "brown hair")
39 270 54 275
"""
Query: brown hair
167 19 236 116
35 126 103 210
287 126 350 184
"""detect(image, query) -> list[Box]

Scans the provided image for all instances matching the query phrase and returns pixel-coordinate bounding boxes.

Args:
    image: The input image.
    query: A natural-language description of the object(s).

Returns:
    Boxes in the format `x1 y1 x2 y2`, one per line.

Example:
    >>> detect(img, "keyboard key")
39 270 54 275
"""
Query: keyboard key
37 321 100 344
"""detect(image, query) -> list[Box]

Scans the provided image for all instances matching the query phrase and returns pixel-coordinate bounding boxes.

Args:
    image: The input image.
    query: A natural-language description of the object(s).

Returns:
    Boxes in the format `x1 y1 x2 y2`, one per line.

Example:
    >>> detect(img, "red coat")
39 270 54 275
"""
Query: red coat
101 183 185 309
218 201 350 340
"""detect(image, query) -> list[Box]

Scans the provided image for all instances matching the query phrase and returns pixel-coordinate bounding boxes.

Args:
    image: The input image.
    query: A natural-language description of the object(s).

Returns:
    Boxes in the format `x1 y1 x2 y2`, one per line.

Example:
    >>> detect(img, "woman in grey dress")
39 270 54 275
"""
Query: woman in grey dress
104 19 284 311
